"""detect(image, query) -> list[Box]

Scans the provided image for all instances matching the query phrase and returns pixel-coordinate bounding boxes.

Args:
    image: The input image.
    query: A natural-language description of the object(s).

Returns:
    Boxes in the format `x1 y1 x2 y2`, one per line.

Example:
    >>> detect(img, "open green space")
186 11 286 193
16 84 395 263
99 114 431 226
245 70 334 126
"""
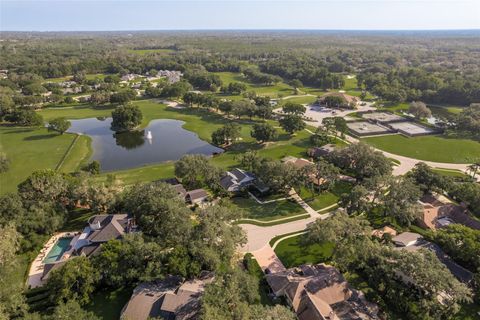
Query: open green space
231 197 304 221
58 135 92 173
379 102 463 117
274 234 333 268
0 127 83 194
9 99 318 190
298 181 352 211
212 72 294 98
431 168 470 178
86 287 133 320
280 95 318 105
362 134 480 163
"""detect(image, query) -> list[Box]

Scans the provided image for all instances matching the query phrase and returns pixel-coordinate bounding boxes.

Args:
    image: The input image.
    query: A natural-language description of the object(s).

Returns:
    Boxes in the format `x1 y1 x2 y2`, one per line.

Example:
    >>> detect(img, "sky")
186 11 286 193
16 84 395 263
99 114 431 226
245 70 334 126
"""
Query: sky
1 0 479 31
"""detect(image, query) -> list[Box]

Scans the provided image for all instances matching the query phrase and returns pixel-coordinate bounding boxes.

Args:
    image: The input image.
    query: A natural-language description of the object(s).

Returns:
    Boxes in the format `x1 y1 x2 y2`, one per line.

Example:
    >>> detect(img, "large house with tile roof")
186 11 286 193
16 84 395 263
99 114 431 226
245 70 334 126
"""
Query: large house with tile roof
266 264 379 320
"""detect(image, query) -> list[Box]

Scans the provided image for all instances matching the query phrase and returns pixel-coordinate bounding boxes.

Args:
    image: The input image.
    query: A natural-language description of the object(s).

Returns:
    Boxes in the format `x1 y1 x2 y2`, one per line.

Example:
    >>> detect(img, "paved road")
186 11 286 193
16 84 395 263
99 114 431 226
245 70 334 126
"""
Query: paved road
238 189 332 271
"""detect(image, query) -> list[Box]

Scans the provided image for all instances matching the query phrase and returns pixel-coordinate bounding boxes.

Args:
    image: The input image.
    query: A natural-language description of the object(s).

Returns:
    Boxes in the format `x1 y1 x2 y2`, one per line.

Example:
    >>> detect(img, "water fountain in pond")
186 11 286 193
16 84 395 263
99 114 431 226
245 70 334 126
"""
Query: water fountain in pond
146 130 153 144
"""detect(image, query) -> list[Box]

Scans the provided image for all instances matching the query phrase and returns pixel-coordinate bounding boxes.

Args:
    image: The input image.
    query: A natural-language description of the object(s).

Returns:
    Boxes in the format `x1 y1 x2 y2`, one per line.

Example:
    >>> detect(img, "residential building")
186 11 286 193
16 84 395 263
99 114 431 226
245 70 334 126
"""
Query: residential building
393 232 473 283
121 273 213 320
72 214 134 256
158 70 183 84
185 189 208 205
418 193 480 230
392 232 422 247
266 264 379 320
219 168 255 192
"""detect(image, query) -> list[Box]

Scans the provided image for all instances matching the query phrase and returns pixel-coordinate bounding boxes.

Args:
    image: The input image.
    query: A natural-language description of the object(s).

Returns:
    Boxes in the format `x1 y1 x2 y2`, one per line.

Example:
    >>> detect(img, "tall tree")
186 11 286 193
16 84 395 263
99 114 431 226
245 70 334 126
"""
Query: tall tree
110 104 142 132
250 123 278 143
47 257 99 306
48 117 71 134
279 114 305 134
409 101 432 119
122 182 192 245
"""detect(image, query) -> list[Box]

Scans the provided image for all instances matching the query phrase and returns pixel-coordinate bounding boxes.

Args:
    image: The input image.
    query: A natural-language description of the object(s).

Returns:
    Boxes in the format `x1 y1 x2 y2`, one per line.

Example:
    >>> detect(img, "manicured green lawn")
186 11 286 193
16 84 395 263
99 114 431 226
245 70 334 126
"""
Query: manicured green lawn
432 168 470 178
298 181 352 211
96 162 175 185
86 287 133 320
0 127 85 194
231 197 304 221
274 234 333 268
40 105 116 121
212 72 294 98
379 102 463 117
280 95 318 105
59 135 92 173
362 134 480 163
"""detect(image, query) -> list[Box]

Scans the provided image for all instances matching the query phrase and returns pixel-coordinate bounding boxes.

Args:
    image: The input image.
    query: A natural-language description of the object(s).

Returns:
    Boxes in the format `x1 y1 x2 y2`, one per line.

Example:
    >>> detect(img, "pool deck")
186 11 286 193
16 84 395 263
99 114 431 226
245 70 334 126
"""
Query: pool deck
27 231 79 288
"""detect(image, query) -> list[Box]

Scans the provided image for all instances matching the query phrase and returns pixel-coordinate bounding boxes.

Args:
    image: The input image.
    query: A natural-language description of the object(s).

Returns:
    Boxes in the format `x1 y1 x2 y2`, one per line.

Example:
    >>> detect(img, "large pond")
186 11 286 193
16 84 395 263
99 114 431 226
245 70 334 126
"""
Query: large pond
67 118 223 171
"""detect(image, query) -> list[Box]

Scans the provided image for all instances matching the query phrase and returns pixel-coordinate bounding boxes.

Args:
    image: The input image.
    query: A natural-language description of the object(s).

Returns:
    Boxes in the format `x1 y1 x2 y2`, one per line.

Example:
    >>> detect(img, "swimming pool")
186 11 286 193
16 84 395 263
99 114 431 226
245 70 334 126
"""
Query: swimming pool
43 237 72 264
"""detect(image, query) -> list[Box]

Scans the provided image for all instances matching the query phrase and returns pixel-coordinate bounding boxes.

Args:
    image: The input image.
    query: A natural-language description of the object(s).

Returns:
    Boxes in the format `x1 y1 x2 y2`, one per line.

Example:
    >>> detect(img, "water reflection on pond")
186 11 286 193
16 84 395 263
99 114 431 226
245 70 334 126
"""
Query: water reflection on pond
67 118 223 171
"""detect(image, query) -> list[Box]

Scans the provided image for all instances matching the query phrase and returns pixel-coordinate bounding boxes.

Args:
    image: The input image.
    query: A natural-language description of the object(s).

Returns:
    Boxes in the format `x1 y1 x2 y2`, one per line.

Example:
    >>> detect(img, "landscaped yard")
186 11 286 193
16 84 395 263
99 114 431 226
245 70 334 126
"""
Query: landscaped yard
298 181 352 211
274 234 333 268
362 134 480 163
0 127 87 194
230 196 305 221
86 287 133 320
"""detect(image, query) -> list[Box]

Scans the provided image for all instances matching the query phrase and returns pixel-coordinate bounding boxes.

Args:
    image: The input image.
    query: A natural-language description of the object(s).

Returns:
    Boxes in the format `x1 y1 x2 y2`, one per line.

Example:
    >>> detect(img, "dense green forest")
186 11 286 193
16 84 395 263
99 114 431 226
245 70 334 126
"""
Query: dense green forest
1 31 479 105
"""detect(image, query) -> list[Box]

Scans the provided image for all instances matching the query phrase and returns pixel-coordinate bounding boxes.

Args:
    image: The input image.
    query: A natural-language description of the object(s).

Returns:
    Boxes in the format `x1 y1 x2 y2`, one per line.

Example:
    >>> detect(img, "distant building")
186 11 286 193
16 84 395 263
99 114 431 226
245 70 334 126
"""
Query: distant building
318 92 360 109
266 264 380 320
158 70 183 84
219 168 255 192
121 73 138 82
121 273 214 320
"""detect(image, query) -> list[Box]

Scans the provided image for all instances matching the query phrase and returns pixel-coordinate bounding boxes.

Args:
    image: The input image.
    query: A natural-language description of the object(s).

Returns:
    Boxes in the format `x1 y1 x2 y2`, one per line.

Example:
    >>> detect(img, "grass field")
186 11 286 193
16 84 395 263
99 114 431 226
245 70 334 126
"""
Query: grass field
212 72 294 97
298 181 352 211
432 168 471 178
362 134 480 163
280 95 318 105
230 197 305 221
379 102 463 117
274 234 333 268
0 127 84 194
